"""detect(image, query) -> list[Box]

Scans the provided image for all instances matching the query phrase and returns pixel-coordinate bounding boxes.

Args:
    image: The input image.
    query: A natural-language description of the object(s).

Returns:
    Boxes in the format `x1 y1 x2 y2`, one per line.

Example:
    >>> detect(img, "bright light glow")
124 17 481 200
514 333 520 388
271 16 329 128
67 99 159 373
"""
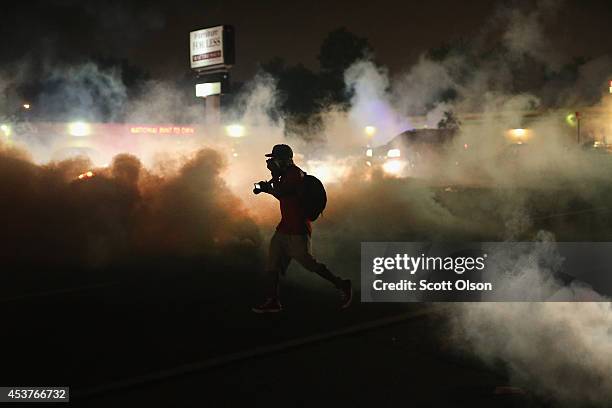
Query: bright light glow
510 128 527 140
68 121 91 137
0 124 10 136
566 113 577 127
232 152 238 157
366 161 372 167
225 124 245 138
382 159 405 176
311 163 333 183
387 148 401 158
366 148 373 157
364 126 376 137
23 104 30 109
195 82 221 98
77 171 95 180
307 160 349 184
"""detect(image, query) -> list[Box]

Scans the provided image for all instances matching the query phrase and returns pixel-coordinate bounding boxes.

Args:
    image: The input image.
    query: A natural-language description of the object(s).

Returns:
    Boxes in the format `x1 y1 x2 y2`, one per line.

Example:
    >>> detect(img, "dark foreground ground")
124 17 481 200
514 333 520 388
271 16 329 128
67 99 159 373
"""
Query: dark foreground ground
2 261 547 408
3 183 610 407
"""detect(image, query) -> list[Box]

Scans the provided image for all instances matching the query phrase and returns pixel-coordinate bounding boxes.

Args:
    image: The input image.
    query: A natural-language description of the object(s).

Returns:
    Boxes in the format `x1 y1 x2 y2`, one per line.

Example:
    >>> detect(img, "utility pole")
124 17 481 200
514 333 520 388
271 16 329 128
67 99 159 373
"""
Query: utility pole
205 94 221 126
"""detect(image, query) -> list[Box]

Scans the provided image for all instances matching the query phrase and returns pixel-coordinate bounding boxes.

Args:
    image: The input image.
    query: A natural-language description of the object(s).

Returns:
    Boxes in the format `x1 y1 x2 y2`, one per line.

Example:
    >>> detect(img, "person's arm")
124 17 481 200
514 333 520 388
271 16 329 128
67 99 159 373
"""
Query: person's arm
268 169 301 199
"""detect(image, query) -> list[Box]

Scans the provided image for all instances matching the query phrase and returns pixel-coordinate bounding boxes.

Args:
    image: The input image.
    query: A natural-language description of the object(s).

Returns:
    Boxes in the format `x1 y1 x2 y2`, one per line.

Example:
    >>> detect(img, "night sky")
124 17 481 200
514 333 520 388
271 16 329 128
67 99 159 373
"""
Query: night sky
2 0 612 81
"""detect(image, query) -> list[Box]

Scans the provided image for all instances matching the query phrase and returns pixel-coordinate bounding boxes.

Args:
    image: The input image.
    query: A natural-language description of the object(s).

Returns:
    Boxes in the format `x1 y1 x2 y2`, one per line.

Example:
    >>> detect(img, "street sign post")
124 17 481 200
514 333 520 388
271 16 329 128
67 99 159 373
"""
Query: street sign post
190 25 235 126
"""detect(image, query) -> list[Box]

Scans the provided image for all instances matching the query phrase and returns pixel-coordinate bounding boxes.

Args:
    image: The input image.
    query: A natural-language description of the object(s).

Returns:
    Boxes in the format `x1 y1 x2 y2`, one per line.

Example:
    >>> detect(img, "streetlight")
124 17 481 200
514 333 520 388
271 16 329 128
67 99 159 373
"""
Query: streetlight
1 124 11 137
68 121 91 137
364 126 376 137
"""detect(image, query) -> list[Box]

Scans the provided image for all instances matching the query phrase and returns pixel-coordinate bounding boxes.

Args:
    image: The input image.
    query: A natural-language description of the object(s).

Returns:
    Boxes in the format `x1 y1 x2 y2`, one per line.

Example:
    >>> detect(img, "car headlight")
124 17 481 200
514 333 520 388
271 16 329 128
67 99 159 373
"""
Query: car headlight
387 148 401 158
366 148 373 157
382 159 405 175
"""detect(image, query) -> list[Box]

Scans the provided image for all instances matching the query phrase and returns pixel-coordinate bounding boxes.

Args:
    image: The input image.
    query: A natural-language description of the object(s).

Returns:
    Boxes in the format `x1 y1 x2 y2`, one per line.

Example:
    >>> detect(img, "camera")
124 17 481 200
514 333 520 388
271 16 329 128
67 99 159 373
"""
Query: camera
253 181 270 195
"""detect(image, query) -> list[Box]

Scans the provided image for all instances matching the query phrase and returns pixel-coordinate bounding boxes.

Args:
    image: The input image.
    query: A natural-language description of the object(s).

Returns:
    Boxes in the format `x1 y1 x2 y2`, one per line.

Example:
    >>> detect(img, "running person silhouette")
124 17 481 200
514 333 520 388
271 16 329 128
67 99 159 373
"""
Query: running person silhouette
252 144 352 313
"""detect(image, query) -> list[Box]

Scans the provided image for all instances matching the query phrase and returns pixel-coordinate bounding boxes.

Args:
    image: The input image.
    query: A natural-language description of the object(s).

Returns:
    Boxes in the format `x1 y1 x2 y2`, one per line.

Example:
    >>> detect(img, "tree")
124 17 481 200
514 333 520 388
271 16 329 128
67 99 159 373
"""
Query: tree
437 110 461 130
318 27 372 107
260 58 322 117
258 28 374 136
318 27 372 74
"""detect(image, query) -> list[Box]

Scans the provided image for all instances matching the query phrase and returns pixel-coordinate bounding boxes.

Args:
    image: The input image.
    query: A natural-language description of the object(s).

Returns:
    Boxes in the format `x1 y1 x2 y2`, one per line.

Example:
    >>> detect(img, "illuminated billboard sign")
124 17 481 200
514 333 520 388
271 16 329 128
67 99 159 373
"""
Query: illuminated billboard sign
195 82 221 97
190 25 235 71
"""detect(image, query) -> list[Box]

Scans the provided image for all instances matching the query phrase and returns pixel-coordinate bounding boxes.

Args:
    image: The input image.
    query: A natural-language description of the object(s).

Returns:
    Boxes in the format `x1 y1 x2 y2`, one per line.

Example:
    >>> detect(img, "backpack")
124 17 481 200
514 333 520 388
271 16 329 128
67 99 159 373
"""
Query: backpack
301 172 327 221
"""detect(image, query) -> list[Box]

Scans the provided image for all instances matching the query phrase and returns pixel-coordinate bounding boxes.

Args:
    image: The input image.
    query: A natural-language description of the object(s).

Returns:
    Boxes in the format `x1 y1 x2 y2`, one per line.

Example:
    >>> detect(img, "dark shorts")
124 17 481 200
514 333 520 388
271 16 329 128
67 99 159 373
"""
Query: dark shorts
267 231 322 275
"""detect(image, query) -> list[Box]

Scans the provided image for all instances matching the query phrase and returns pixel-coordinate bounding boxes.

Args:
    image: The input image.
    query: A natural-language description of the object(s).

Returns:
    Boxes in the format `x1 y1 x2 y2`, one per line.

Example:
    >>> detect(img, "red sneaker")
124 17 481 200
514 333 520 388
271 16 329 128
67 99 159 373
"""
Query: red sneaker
339 279 352 309
252 298 283 313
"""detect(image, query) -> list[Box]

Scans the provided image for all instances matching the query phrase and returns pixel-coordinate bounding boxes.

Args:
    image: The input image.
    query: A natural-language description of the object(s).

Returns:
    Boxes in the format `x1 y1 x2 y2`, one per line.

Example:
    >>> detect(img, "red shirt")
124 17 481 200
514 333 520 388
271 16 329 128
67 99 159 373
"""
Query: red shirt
274 165 312 235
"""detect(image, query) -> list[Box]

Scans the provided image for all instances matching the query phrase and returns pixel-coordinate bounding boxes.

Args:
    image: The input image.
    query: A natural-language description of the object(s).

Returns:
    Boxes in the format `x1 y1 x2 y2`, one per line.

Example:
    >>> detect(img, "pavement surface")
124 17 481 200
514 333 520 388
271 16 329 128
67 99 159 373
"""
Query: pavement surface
4 183 608 407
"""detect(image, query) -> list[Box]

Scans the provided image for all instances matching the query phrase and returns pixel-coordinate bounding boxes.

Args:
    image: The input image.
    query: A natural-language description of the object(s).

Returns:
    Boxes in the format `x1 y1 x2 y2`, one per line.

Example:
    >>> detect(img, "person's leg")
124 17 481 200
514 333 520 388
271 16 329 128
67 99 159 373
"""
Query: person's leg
264 231 289 299
285 234 353 309
253 232 290 313
288 234 343 288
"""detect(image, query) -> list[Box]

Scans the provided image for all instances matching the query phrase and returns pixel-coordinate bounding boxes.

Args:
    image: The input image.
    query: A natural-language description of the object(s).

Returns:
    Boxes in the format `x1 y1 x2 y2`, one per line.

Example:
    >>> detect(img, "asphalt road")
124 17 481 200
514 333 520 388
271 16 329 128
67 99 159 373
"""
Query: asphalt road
3 182 608 407
2 268 545 408
79 309 536 408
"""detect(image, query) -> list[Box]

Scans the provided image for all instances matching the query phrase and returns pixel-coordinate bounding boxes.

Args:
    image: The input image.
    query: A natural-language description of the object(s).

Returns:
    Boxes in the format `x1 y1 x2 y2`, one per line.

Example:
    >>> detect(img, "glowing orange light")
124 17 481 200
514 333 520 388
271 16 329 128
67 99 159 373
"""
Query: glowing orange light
77 171 95 180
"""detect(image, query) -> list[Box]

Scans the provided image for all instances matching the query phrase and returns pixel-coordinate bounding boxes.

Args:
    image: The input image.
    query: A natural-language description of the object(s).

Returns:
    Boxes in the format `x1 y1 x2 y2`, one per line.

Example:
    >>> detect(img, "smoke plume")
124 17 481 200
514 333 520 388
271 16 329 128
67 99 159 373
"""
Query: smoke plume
1 1 611 405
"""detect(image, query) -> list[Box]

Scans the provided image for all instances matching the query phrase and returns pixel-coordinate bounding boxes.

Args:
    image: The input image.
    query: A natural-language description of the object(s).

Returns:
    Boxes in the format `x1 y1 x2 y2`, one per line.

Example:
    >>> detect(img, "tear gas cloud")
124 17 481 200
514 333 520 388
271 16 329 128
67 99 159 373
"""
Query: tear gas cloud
2 1 612 405
450 302 612 406
0 145 262 269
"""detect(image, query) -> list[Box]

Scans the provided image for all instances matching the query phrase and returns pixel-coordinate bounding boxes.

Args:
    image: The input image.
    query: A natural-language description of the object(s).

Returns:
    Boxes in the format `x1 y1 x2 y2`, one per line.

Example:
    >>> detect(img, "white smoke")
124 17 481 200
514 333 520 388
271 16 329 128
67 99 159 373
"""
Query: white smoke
1 2 611 405
450 302 612 406
37 62 128 121
322 5 612 406
501 0 565 70
345 60 410 146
